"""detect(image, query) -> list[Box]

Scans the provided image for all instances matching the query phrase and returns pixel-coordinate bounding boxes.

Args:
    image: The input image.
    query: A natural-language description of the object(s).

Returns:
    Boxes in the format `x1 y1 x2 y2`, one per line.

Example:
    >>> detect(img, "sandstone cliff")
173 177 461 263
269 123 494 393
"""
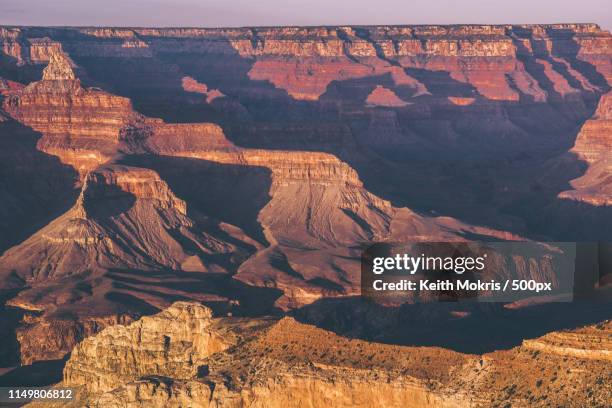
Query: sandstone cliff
63 302 238 392
2 52 136 174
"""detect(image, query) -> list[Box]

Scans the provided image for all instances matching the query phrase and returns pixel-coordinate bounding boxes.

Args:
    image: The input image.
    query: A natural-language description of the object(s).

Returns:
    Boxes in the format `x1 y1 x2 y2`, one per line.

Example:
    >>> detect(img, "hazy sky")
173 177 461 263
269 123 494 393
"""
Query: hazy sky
0 0 610 30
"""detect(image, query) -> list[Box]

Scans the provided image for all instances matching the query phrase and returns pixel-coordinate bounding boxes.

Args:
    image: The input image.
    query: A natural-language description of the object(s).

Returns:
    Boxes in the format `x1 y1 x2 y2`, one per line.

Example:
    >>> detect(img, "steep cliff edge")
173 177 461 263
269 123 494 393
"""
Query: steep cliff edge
20 24 604 103
559 92 612 205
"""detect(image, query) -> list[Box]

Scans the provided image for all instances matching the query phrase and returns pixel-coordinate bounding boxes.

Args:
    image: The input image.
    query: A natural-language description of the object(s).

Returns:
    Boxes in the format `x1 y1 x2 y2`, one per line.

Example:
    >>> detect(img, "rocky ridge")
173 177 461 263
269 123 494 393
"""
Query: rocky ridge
143 116 523 308
27 302 612 408
0 161 255 363
1 53 524 315
63 302 239 392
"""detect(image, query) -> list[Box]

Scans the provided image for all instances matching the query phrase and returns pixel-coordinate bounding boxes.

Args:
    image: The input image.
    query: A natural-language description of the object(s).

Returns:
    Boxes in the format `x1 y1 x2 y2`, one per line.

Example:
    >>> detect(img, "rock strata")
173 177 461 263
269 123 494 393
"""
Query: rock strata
0 164 240 282
2 53 135 174
560 92 612 205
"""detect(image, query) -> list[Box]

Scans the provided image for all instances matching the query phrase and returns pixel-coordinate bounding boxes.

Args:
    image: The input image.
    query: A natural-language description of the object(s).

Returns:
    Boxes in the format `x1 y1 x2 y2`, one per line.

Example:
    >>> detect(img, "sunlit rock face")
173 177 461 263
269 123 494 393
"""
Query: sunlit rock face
0 164 234 281
63 302 234 393
2 52 135 174
3 24 608 164
0 162 253 363
142 120 522 309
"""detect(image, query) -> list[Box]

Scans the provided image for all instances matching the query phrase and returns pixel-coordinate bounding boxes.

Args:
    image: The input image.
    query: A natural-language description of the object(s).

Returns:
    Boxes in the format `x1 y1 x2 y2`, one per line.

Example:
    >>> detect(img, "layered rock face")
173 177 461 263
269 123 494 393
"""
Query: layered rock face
3 25 608 172
560 92 612 205
523 320 612 361
30 303 611 408
64 302 235 392
572 93 612 163
45 22 606 241
143 121 521 308
2 52 135 174
70 23 601 104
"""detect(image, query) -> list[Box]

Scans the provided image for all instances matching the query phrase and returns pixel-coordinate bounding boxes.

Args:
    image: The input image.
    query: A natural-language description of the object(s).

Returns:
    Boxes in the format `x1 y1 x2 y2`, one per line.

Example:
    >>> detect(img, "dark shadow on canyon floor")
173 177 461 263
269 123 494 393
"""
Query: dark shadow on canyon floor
293 292 612 354
0 115 79 255
0 358 65 387
121 155 273 246
104 268 284 317
0 291 25 367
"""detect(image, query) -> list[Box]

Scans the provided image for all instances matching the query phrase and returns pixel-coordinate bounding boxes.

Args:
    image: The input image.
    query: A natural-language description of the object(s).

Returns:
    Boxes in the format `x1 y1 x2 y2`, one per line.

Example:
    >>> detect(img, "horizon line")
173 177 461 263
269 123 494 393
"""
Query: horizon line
0 22 606 30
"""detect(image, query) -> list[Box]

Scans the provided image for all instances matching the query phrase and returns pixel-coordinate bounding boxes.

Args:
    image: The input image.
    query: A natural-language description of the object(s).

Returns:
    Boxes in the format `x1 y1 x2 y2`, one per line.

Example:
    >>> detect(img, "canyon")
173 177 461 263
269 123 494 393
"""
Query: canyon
0 23 610 406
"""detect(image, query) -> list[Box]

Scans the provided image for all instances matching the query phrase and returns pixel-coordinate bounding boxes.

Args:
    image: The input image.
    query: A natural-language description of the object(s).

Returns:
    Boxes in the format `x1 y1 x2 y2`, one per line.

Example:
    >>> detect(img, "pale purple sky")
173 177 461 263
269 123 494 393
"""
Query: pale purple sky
0 0 610 30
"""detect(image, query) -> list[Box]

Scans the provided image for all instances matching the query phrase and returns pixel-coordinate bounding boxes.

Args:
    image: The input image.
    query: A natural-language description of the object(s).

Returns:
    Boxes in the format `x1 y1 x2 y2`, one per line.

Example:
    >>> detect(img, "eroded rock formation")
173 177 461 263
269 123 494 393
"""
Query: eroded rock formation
142 118 522 308
0 162 255 362
0 164 244 282
64 302 237 392
2 52 136 174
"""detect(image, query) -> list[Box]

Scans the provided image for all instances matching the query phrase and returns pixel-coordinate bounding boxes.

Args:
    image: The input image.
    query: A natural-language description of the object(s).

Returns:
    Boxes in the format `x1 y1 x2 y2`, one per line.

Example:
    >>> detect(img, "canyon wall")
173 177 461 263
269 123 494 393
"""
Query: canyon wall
2 52 136 174
560 92 612 205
